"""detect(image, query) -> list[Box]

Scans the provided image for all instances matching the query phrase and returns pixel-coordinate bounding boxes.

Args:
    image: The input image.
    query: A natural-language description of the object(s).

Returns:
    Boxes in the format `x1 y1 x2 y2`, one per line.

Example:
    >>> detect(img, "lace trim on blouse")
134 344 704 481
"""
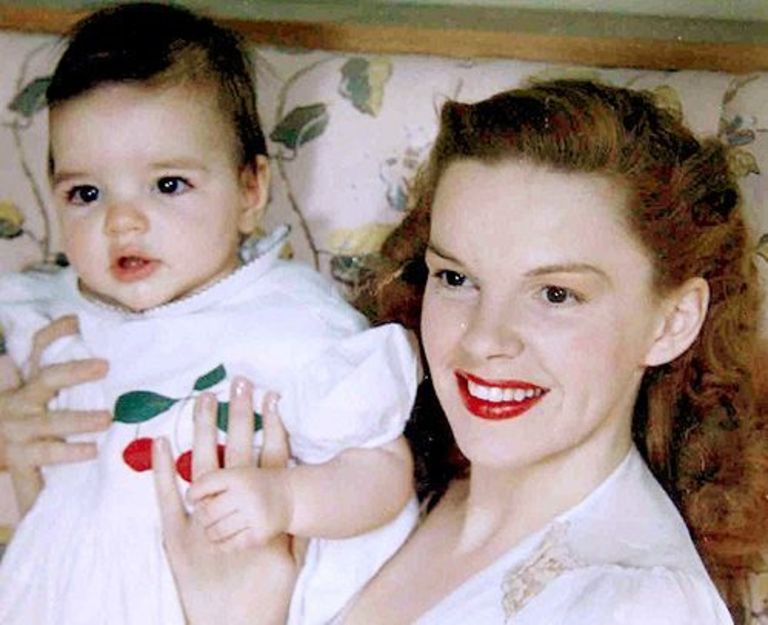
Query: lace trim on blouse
501 522 583 621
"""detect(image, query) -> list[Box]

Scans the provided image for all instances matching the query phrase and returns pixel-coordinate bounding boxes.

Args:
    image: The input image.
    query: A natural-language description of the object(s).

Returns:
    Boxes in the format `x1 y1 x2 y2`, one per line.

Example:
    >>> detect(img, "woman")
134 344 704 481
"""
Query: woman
3 79 766 623
343 79 765 623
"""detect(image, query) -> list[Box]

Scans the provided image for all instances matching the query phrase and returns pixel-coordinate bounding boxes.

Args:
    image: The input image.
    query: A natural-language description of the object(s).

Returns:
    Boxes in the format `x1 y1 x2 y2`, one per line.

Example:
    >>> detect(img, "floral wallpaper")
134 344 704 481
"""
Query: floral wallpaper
0 32 765 306
0 26 766 617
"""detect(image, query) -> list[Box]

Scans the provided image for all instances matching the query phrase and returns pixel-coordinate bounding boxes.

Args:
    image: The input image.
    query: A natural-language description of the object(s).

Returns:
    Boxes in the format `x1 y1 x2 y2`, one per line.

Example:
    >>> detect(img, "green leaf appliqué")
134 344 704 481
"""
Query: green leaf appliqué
216 402 263 433
114 391 177 424
270 103 329 150
193 364 227 391
9 76 51 117
339 57 392 116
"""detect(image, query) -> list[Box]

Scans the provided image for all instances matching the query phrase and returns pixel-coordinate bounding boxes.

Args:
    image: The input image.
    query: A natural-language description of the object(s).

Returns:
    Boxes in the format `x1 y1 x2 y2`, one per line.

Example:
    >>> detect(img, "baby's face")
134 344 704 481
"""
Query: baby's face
49 82 264 312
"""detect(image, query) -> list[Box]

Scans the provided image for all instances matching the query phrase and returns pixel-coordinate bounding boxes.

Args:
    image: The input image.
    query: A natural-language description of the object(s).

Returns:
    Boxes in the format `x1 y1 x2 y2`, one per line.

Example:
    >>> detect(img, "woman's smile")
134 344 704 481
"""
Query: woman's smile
456 371 548 420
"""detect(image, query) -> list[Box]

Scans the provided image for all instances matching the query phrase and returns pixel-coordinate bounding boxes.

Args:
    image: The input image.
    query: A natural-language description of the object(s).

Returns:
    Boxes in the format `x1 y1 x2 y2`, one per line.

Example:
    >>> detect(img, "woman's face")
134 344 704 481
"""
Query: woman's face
421 159 669 475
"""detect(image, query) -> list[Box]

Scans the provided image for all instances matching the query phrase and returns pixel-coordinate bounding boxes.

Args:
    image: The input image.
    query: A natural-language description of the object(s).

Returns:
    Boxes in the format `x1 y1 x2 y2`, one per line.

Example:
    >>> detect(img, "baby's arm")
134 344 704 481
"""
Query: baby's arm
188 398 413 547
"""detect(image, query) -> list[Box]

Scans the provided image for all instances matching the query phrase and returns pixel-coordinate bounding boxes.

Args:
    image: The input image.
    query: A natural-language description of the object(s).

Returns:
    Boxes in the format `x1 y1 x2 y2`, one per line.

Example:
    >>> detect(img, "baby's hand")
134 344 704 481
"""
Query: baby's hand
187 454 294 549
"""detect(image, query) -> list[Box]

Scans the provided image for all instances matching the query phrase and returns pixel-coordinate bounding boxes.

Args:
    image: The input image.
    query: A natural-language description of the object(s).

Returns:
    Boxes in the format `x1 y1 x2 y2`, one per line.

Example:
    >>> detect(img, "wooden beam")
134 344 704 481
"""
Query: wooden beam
228 18 768 73
0 5 765 73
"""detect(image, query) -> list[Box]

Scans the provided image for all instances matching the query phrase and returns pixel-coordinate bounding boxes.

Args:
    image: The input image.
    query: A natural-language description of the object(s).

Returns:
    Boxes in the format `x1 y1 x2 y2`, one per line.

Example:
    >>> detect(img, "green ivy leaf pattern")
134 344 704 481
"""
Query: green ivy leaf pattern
216 401 263 433
758 234 768 263
339 57 392 116
114 391 178 424
0 201 24 239
193 364 226 391
270 103 329 150
8 76 51 117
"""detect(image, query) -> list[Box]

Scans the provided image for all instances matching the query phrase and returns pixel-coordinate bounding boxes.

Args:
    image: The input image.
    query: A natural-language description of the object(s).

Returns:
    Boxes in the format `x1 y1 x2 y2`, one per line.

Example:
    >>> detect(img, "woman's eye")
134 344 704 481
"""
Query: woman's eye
156 176 190 195
435 270 469 289
541 285 580 305
67 185 99 205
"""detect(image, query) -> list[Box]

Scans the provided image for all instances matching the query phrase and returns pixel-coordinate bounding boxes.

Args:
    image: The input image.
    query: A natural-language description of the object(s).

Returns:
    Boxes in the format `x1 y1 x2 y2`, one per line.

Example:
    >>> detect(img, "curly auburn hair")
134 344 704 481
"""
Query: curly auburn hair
362 79 766 622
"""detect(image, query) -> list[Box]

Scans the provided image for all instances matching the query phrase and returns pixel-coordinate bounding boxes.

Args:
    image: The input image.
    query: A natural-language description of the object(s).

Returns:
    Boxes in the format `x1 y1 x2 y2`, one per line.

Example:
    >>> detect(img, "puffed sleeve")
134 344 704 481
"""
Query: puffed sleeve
523 565 733 625
278 322 419 464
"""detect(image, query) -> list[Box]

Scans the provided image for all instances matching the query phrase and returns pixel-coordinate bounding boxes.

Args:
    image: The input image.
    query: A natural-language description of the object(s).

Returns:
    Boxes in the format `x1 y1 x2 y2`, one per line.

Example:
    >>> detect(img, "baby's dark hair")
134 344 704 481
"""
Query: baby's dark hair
47 2 266 166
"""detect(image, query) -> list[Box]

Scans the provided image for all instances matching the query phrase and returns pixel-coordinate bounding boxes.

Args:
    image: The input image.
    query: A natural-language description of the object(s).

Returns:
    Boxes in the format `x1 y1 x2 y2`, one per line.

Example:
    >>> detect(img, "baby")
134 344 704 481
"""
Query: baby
0 4 418 625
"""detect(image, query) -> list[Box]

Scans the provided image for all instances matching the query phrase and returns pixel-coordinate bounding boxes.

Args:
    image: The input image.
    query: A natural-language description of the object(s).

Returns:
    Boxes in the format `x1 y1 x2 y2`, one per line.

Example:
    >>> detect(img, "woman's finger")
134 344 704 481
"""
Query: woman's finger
27 316 80 378
2 411 110 443
8 463 43 516
259 393 290 470
153 437 187 541
191 393 219 481
224 377 255 468
16 359 109 408
8 439 99 467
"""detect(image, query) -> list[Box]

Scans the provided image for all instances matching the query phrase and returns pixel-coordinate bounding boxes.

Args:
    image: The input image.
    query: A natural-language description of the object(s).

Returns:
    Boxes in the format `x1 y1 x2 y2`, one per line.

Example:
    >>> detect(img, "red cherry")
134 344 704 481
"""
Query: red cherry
176 450 193 482
176 444 226 482
122 437 154 472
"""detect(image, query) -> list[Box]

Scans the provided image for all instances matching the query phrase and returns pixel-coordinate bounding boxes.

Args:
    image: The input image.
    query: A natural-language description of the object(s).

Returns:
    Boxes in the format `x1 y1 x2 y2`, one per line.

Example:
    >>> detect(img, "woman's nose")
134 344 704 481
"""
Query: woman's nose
459 297 525 361
103 200 149 236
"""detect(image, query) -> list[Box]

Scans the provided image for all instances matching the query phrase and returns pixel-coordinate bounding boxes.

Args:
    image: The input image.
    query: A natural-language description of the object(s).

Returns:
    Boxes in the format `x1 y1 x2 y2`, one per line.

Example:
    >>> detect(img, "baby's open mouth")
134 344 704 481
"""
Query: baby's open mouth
118 256 150 270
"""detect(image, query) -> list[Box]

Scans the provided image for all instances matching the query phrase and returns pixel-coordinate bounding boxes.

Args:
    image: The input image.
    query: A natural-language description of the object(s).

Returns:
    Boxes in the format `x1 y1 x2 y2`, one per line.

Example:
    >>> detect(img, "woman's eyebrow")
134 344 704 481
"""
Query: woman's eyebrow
425 241 460 263
524 262 611 283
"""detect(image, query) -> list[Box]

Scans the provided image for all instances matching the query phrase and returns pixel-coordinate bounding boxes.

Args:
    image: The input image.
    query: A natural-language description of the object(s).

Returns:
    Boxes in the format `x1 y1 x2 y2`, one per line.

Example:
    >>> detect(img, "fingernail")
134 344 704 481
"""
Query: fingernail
153 437 168 454
196 393 215 417
233 376 252 397
264 392 281 415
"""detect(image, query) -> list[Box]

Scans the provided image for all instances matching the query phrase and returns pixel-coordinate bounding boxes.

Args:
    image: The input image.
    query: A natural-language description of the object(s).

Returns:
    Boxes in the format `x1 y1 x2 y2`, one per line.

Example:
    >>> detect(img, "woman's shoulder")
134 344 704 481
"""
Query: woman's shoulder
524 563 733 625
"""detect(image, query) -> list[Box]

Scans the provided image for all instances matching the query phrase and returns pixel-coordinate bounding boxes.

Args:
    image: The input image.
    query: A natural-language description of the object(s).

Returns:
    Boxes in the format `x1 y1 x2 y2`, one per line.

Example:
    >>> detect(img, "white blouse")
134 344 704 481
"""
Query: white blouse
414 448 732 624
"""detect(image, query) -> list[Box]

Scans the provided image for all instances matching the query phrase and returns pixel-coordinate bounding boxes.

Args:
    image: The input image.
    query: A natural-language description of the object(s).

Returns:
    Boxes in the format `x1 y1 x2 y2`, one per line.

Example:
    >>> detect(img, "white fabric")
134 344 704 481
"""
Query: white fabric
0 234 419 625
334 448 732 625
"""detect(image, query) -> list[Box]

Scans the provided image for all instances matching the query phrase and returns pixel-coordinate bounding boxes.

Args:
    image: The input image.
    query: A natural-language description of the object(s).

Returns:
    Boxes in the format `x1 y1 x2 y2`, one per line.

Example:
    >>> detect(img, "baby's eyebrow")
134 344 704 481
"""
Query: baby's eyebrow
50 171 86 186
150 158 210 171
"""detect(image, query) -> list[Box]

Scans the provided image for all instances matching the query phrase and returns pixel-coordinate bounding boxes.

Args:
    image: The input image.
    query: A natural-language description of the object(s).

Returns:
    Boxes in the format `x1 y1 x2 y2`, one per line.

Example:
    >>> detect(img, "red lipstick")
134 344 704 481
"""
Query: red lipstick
456 371 547 421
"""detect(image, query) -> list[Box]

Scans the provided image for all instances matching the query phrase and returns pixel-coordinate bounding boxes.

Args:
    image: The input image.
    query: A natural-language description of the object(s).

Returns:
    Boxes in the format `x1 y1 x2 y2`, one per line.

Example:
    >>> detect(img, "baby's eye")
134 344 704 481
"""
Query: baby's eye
67 185 100 205
540 285 581 305
156 177 191 195
434 269 471 289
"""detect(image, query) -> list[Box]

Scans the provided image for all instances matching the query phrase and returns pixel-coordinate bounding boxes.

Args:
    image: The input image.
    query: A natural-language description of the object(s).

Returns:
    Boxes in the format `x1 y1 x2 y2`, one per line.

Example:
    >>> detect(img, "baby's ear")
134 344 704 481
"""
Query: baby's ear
238 155 270 235
644 277 709 367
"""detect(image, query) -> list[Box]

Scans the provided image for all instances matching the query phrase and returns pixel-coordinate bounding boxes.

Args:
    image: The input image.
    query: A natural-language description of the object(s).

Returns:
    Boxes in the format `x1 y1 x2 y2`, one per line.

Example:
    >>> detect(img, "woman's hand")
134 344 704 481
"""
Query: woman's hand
153 377 298 625
0 316 111 514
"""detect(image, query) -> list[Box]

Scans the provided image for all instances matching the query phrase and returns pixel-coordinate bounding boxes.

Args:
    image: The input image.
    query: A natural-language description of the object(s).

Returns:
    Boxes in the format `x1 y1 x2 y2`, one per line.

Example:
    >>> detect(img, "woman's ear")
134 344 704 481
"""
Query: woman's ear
237 155 270 236
644 277 710 367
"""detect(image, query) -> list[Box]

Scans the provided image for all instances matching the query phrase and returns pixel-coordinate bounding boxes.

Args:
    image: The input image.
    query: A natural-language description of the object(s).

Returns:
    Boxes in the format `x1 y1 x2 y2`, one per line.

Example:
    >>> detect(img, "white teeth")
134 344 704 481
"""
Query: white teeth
466 380 543 403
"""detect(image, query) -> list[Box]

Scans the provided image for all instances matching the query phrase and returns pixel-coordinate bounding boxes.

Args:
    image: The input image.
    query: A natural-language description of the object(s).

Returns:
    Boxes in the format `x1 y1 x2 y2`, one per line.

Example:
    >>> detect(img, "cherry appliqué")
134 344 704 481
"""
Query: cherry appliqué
175 444 226 482
122 437 226 481
122 437 154 472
